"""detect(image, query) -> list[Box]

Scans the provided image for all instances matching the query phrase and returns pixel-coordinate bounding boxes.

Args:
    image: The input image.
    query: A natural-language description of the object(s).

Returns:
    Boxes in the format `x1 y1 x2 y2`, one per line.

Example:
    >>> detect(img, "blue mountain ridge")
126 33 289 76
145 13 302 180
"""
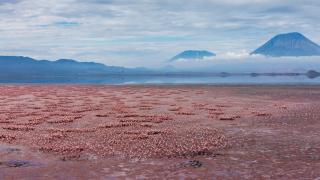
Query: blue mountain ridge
0 56 150 76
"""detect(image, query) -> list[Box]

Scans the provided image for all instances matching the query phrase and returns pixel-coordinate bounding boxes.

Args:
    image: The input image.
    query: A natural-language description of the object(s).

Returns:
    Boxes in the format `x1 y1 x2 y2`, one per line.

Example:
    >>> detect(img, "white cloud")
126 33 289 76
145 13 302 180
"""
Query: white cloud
169 55 320 73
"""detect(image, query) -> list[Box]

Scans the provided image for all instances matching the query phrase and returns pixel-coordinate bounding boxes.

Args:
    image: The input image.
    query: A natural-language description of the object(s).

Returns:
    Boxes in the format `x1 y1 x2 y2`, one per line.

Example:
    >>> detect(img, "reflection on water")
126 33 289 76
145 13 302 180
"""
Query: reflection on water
0 75 320 85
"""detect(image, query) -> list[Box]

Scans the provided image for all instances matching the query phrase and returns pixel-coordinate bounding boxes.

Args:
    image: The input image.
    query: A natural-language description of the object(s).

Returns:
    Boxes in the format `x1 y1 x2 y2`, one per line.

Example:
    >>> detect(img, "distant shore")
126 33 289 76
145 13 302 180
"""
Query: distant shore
0 70 319 85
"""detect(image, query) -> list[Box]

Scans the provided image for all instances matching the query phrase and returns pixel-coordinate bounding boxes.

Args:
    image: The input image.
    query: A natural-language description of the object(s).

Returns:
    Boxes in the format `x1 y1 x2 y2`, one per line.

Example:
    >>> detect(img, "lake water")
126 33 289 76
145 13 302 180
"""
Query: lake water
1 75 320 85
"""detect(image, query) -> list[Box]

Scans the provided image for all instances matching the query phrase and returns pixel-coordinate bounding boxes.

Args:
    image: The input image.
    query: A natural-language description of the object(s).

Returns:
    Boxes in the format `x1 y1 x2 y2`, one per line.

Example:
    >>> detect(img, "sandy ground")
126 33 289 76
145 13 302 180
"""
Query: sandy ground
0 85 319 179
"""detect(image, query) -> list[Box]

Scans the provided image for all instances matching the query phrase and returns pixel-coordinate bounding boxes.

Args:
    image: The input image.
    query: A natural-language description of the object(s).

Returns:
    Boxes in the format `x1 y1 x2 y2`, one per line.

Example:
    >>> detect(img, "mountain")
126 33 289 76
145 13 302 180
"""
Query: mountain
251 32 320 57
170 50 216 61
0 56 149 77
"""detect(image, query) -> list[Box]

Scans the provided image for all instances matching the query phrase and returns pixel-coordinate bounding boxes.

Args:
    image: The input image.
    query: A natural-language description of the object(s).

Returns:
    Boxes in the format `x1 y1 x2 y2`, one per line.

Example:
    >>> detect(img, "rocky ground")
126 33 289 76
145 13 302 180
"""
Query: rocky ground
0 85 319 179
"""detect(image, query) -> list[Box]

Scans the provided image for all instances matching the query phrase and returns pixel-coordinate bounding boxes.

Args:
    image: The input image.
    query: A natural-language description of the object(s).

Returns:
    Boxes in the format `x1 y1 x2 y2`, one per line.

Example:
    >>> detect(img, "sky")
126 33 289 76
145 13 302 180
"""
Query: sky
0 0 319 67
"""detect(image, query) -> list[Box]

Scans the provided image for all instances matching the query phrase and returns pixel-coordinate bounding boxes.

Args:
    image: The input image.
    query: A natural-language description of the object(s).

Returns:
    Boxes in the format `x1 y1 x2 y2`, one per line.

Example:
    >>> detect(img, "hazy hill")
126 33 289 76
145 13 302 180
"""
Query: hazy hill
170 50 216 61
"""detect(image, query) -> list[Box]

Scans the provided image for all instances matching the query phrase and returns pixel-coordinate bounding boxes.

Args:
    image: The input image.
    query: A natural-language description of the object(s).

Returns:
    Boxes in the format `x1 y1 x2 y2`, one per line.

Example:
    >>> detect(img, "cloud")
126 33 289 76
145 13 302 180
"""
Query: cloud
169 54 320 73
0 0 21 4
0 0 319 67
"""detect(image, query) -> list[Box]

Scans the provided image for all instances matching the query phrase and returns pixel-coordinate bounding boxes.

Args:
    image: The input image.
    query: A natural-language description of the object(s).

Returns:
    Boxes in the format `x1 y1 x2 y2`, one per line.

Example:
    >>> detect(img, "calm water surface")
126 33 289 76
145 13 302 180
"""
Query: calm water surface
0 75 320 85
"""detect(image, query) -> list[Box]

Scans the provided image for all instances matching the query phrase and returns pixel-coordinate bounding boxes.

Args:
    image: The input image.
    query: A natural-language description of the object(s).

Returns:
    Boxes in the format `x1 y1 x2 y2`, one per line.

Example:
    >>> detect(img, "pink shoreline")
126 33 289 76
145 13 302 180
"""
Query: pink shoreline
1 86 320 179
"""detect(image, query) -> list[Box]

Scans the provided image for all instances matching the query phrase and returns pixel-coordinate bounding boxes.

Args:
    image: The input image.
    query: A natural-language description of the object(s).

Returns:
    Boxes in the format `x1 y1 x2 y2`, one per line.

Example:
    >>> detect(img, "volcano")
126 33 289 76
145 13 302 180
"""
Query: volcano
251 32 320 57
